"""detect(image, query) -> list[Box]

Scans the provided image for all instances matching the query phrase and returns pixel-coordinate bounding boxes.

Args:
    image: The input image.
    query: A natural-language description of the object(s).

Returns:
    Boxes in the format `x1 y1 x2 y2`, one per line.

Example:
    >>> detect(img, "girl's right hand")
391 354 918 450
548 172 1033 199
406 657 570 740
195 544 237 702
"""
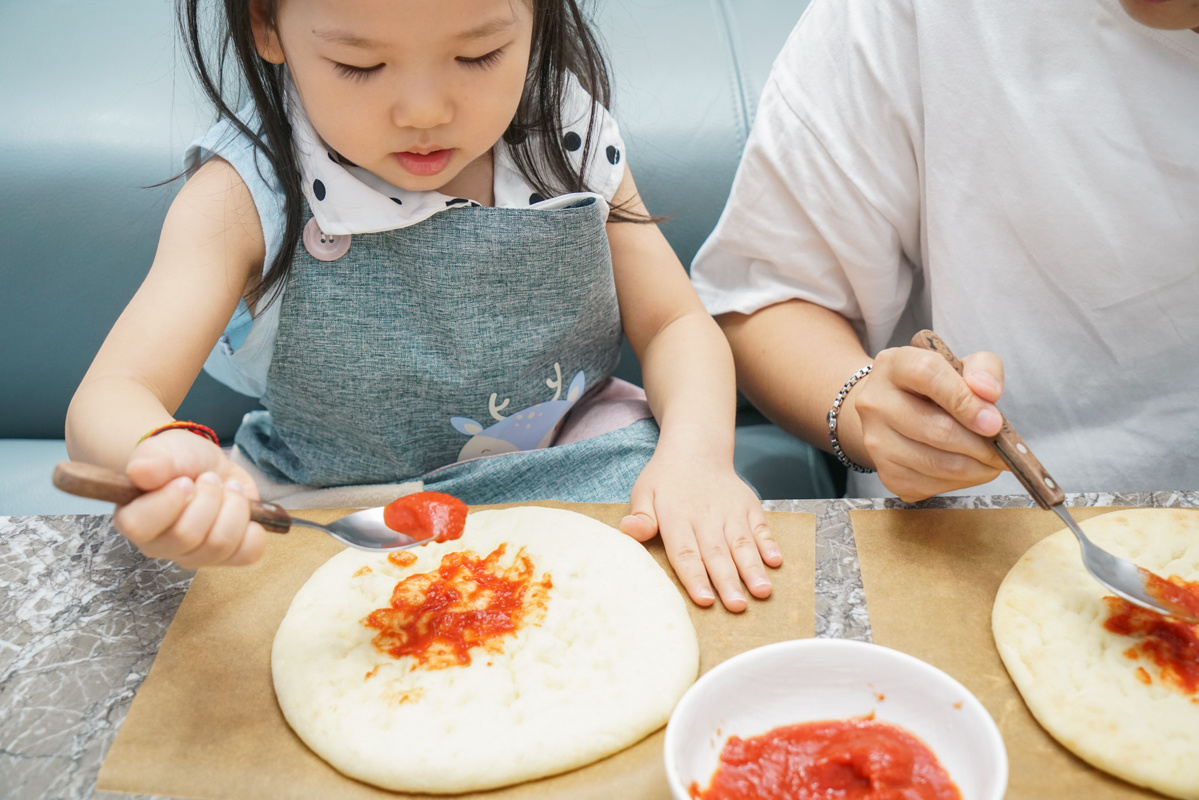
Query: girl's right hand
847 344 1009 502
112 431 267 568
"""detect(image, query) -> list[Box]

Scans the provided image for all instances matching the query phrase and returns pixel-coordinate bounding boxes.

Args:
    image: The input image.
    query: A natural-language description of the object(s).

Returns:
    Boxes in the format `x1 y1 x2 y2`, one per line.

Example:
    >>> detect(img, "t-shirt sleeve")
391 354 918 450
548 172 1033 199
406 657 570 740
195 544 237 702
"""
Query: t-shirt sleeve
690 0 925 355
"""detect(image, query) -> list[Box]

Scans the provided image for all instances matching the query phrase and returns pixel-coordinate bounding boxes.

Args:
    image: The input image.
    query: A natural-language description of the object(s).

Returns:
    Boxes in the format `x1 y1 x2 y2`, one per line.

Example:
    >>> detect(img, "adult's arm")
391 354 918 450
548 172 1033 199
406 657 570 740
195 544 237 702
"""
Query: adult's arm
692 0 1004 499
718 299 1006 501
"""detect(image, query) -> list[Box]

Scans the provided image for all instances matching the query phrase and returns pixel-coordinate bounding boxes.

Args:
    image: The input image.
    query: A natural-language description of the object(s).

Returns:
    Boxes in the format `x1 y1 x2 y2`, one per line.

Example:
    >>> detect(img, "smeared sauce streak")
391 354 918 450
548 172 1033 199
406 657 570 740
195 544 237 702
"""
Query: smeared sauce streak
1103 574 1199 695
690 718 961 800
365 544 551 669
1141 569 1199 620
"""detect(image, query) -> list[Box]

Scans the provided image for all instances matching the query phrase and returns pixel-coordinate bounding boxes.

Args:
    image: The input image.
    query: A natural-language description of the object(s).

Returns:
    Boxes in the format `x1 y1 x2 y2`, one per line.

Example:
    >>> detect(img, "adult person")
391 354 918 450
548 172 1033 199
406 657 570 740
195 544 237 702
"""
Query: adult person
691 0 1199 499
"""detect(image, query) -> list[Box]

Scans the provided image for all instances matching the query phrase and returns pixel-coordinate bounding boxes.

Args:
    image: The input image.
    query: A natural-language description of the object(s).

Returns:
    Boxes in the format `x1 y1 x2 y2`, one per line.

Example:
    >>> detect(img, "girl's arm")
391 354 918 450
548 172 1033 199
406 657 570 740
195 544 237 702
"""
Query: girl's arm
65 157 269 567
717 299 1008 501
607 168 781 612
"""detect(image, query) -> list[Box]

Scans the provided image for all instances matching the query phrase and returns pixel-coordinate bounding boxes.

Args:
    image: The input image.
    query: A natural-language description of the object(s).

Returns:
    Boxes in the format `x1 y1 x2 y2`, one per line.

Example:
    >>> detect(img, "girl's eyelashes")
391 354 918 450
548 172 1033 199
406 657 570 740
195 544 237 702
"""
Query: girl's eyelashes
330 48 503 80
457 48 505 70
332 62 384 81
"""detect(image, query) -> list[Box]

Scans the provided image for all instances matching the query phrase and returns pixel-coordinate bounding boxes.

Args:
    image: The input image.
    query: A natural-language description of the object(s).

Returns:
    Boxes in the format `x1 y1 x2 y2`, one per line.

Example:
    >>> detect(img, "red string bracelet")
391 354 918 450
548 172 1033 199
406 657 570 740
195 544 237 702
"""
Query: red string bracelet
138 421 220 446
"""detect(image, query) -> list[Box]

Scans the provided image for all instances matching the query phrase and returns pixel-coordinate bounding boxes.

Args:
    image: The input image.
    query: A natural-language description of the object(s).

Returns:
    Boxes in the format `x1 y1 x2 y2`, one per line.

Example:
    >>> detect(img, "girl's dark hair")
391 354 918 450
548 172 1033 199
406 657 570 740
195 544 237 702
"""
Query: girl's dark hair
179 0 649 311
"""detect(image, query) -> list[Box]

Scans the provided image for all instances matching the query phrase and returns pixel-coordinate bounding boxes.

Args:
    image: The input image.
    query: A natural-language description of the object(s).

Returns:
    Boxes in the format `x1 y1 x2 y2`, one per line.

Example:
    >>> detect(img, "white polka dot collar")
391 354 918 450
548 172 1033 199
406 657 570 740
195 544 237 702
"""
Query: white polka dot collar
286 72 624 236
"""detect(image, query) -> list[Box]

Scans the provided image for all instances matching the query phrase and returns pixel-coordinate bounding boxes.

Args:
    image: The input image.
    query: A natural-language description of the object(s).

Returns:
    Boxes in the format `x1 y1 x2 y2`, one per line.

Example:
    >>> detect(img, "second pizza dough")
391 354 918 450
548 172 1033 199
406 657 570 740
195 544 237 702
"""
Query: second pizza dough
992 508 1199 799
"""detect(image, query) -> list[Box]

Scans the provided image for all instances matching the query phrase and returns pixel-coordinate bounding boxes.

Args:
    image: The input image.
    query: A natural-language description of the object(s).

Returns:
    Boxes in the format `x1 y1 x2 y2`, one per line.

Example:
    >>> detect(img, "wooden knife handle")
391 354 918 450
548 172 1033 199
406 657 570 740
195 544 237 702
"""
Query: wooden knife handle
909 330 1066 508
52 461 293 532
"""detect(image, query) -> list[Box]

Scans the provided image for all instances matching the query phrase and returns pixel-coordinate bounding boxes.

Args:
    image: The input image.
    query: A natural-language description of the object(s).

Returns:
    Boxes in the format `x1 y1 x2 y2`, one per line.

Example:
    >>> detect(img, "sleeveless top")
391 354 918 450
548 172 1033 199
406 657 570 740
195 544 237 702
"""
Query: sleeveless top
186 74 644 488
187 72 625 398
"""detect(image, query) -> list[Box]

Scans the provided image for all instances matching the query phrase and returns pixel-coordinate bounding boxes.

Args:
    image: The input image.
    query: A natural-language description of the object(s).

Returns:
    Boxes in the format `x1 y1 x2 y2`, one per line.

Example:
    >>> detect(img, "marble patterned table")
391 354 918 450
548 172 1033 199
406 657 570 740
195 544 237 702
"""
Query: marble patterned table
2 492 1195 799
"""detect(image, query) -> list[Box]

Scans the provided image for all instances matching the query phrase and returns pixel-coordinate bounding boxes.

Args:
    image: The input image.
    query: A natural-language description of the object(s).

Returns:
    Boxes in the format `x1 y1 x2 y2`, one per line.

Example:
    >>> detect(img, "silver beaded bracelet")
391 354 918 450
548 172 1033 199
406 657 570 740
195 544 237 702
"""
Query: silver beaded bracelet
826 364 876 474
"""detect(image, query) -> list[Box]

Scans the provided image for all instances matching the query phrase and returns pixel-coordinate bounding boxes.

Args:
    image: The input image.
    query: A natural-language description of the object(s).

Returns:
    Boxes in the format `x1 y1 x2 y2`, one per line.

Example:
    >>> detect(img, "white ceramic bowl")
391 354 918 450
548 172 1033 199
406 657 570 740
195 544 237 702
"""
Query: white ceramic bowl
664 639 1007 800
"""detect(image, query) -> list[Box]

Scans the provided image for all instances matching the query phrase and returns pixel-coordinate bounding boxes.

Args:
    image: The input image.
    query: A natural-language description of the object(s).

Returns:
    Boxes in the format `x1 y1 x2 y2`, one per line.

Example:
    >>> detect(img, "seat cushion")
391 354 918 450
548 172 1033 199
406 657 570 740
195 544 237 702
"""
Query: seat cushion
0 440 112 515
734 425 842 500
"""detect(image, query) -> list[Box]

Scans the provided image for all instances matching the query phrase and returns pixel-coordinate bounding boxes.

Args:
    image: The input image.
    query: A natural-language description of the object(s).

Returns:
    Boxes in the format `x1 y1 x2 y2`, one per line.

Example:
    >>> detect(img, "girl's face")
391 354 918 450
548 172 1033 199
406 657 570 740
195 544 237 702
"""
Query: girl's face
1117 0 1199 31
253 0 534 199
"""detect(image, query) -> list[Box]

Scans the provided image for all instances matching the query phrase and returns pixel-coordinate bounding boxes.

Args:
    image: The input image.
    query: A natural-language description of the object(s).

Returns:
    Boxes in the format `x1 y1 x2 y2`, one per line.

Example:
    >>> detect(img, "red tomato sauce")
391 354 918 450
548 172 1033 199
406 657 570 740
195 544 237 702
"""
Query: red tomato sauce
364 544 551 669
1103 575 1199 695
690 718 961 800
387 551 417 567
383 491 468 543
1141 569 1199 620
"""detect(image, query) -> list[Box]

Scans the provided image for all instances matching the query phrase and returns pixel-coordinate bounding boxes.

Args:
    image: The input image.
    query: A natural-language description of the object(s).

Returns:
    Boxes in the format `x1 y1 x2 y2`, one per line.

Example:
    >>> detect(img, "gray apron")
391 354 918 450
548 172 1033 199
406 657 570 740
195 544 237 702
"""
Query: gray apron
235 196 658 502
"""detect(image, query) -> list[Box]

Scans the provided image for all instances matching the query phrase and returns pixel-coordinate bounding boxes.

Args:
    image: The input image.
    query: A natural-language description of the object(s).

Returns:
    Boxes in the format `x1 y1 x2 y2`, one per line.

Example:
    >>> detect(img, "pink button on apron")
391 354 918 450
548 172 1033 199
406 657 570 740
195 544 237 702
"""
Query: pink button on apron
302 217 351 261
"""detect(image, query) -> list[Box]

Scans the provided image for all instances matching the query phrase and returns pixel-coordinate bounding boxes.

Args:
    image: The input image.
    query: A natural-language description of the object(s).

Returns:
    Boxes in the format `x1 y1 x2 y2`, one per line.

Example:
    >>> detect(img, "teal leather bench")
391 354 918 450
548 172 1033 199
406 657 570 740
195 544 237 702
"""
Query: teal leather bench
0 0 840 514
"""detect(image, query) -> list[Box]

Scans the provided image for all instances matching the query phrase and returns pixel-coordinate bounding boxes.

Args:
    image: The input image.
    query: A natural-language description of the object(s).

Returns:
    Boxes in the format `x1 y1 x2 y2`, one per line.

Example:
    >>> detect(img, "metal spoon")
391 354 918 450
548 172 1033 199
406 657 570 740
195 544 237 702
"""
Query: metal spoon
911 330 1198 623
52 461 430 552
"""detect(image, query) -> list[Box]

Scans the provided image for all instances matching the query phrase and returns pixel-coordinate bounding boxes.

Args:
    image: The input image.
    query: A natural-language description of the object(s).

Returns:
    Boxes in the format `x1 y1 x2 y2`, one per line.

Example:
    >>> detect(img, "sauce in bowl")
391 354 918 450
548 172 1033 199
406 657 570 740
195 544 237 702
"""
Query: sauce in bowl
690 717 961 800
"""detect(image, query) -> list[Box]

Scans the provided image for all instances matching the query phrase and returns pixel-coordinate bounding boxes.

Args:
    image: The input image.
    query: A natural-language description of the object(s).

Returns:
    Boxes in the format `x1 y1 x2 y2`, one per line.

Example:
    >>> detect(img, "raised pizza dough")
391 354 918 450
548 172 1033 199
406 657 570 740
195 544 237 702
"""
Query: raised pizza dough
272 506 700 794
992 508 1199 799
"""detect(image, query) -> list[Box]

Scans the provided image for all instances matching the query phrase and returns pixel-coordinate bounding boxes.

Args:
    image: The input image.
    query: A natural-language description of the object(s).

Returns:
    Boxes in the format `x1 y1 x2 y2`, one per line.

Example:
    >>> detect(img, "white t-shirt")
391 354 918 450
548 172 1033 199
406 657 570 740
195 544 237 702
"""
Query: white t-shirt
692 0 1199 496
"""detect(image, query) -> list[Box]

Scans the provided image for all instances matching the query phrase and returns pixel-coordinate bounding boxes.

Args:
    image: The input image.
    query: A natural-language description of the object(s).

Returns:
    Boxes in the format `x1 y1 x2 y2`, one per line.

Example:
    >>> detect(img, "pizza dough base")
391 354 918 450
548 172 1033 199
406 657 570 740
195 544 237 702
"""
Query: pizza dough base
272 506 700 794
992 508 1199 799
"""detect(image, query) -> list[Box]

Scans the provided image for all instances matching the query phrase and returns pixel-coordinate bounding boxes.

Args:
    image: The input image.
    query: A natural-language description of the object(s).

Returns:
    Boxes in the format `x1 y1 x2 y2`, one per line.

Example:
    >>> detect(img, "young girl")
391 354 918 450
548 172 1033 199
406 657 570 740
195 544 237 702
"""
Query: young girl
65 0 780 612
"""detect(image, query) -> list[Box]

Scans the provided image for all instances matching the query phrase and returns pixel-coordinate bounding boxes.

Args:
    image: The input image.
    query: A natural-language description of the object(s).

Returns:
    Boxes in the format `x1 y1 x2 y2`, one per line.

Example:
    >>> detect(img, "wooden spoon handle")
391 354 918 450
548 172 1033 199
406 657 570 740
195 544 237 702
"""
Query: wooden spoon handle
52 461 294 532
909 330 1066 508
52 460 142 505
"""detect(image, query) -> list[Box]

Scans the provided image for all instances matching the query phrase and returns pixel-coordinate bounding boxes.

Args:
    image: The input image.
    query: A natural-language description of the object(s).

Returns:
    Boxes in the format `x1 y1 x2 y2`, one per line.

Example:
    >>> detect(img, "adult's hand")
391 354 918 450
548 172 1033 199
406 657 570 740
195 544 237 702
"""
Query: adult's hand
846 345 1008 501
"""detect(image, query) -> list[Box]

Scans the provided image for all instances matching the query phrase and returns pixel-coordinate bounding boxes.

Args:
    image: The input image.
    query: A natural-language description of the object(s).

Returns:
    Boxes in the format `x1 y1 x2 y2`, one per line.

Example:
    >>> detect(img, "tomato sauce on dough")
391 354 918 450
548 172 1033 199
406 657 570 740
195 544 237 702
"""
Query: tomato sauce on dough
365 544 552 669
1103 574 1199 694
387 551 417 567
1142 570 1199 621
690 718 961 800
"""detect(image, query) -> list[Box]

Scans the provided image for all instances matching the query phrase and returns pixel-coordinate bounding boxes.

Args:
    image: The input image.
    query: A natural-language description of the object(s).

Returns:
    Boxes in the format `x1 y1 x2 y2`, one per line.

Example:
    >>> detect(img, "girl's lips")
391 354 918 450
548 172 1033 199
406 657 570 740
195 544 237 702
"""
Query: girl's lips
394 149 453 176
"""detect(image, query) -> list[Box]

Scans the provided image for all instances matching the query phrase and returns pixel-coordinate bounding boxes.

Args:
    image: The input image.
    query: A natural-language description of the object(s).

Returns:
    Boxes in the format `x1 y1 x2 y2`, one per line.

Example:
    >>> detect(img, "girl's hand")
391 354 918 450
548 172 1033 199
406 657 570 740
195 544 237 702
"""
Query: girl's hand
619 450 781 612
112 431 267 568
848 345 1008 502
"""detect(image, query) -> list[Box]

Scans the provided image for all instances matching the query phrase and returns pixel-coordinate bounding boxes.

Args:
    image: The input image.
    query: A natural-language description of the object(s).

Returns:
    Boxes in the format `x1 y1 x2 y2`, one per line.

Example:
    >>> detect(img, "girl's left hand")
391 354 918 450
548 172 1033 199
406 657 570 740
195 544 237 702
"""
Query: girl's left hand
619 451 781 612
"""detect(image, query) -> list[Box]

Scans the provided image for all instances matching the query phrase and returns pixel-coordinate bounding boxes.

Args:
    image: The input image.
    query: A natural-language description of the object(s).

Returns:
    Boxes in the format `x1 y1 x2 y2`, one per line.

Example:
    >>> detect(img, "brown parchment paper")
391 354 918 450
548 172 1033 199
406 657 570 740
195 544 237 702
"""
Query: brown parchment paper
853 506 1181 800
97 501 814 800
